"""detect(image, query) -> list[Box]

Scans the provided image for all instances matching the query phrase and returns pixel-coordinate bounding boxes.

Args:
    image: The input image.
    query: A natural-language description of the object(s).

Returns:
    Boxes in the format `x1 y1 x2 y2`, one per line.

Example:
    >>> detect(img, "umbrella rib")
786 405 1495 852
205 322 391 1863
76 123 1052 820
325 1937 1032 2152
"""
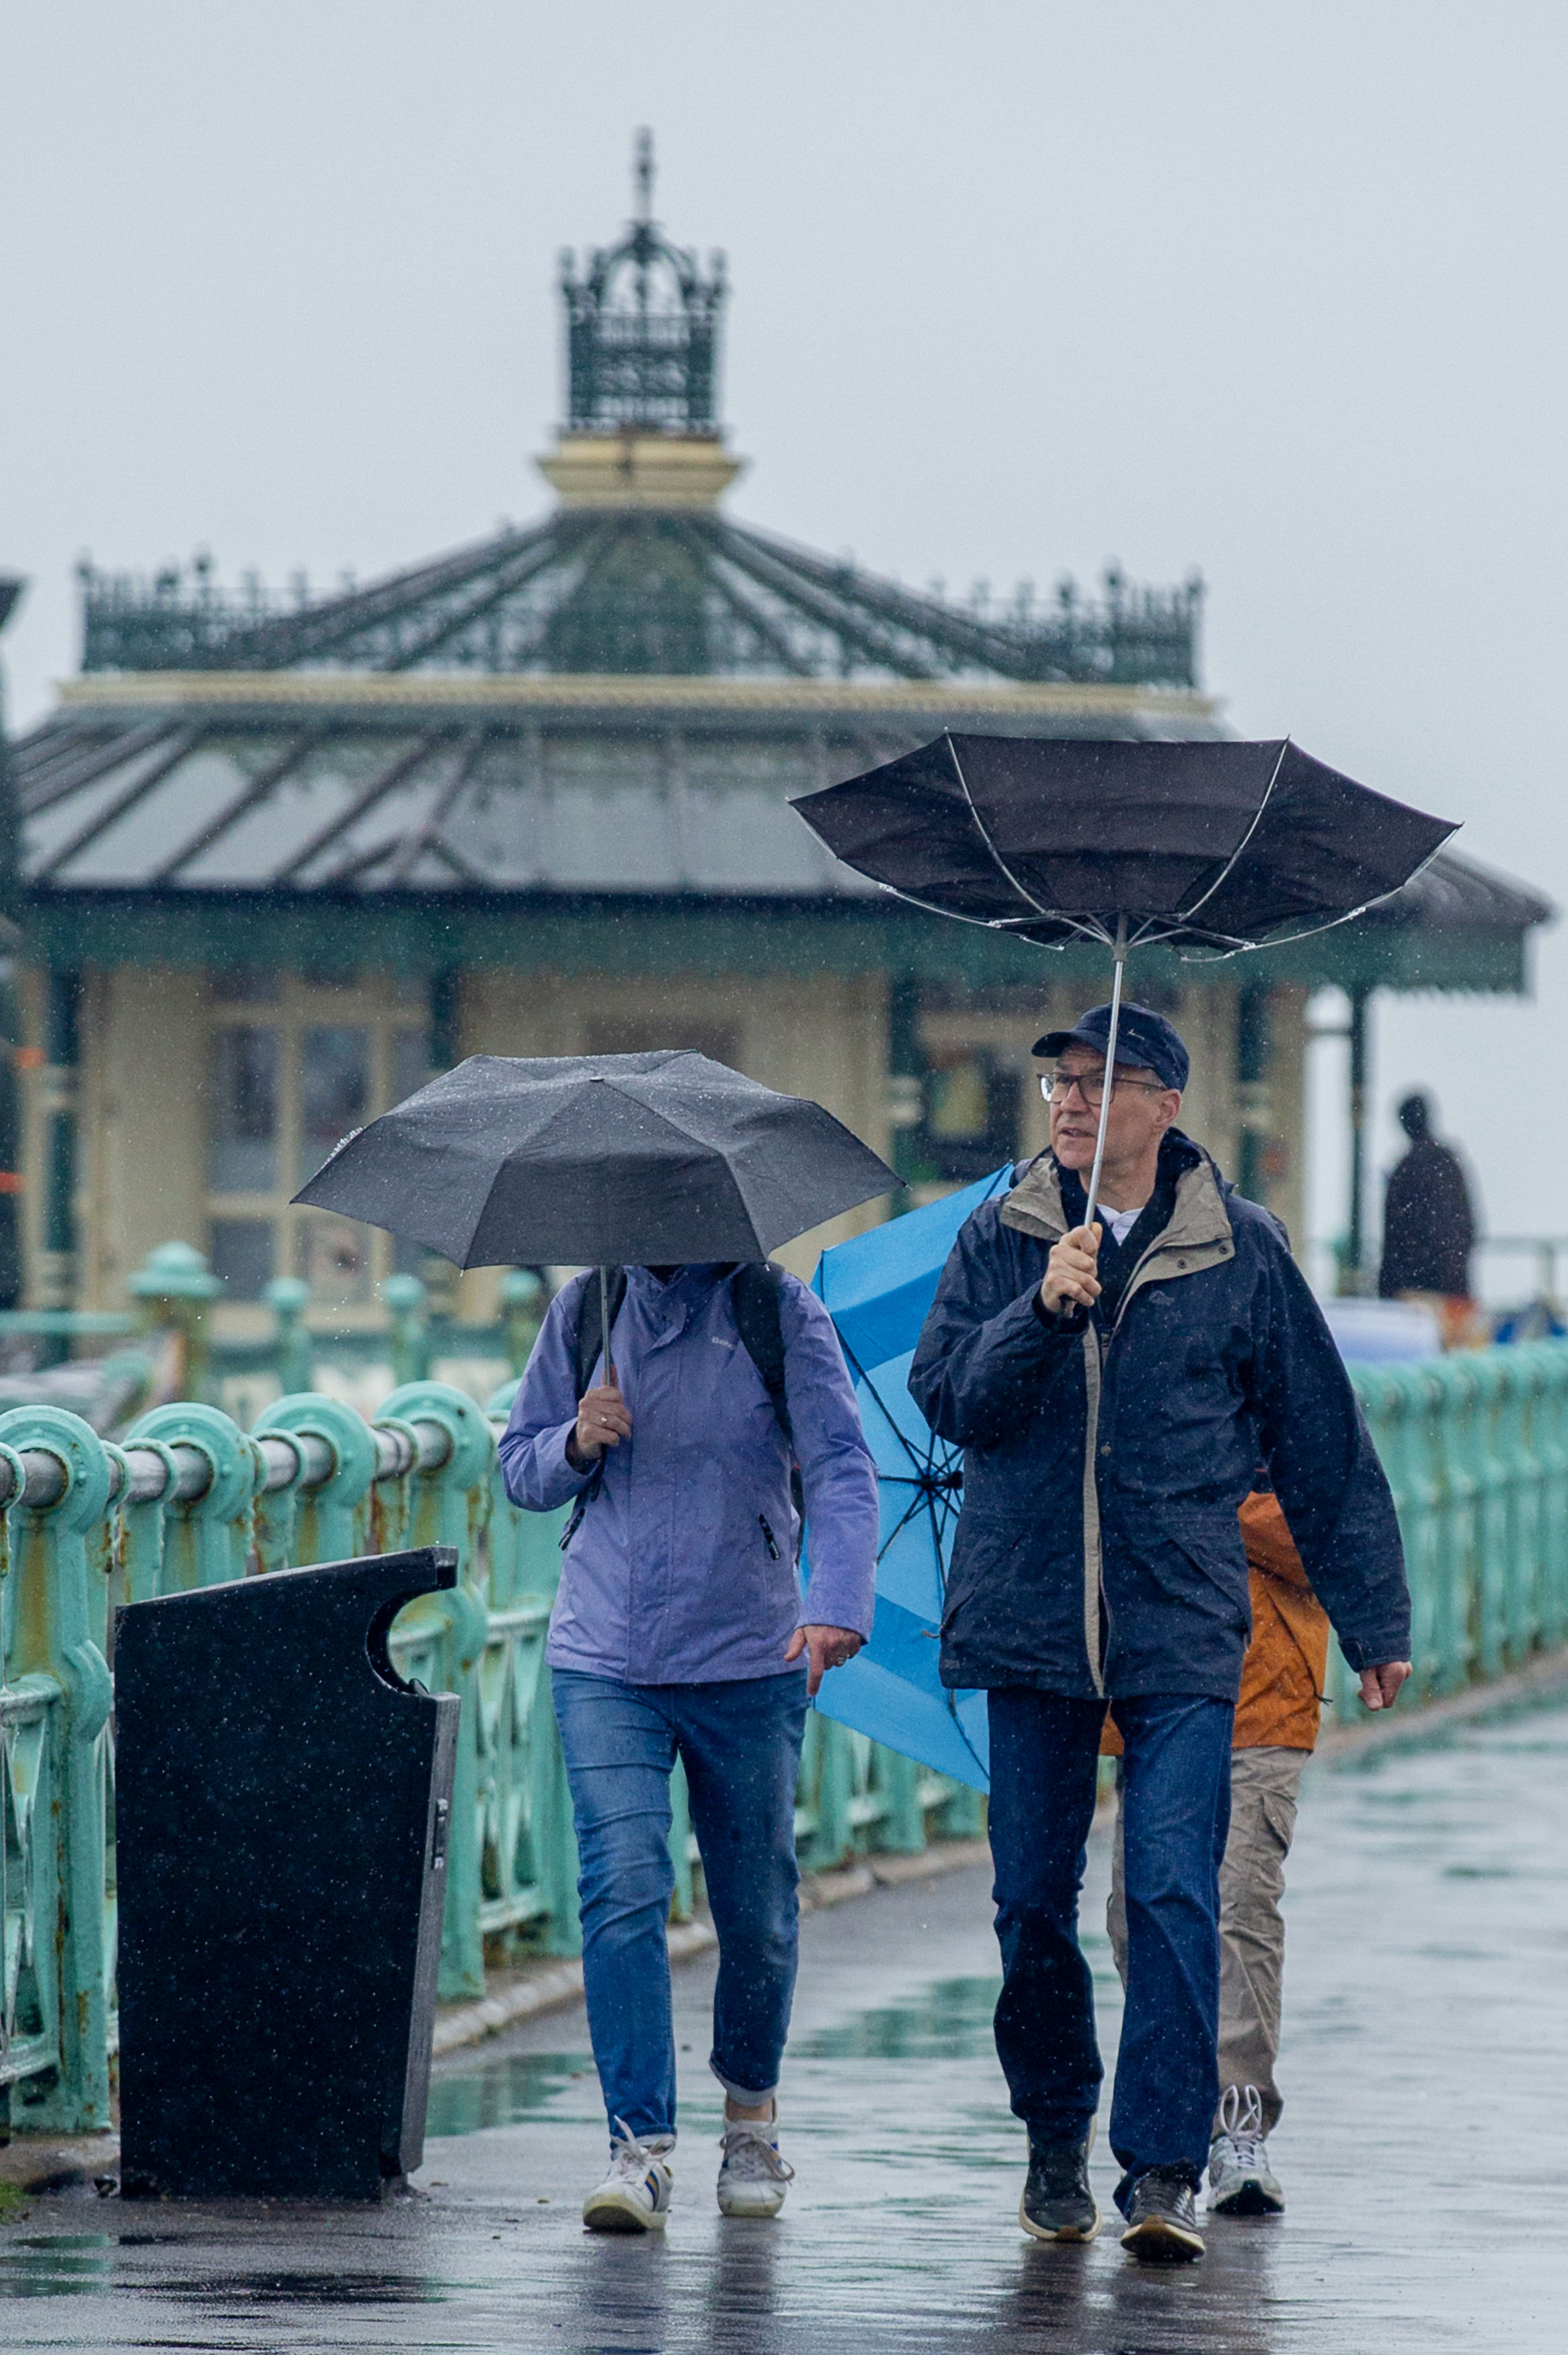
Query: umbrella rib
945 734 1056 921
1168 736 1294 934
875 1490 932 1561
1174 831 1464 961
838 1343 930 1479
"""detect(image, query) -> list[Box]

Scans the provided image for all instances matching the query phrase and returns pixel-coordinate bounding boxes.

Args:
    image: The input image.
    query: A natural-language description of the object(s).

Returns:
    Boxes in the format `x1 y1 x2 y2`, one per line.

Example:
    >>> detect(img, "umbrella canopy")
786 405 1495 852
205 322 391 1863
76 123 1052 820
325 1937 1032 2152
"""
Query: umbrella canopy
294 1050 898 1268
793 732 1456 1226
808 1169 1011 1792
790 734 1458 954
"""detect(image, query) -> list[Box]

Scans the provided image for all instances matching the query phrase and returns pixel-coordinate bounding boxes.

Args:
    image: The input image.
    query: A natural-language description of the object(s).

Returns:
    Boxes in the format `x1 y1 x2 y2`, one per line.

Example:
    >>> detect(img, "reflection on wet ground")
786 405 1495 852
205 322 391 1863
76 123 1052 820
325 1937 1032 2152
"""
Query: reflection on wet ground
6 1697 1568 2348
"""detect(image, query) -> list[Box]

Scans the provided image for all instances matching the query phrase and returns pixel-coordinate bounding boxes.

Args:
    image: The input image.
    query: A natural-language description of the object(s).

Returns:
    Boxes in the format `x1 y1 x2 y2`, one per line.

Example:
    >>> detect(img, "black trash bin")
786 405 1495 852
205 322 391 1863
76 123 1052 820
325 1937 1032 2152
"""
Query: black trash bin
116 1545 460 2200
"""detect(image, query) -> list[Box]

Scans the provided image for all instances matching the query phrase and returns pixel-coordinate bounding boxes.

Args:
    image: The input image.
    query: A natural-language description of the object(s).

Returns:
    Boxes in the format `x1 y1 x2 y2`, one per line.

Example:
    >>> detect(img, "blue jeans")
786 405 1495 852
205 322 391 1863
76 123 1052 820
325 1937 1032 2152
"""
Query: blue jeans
986 1689 1233 2207
551 1667 810 2145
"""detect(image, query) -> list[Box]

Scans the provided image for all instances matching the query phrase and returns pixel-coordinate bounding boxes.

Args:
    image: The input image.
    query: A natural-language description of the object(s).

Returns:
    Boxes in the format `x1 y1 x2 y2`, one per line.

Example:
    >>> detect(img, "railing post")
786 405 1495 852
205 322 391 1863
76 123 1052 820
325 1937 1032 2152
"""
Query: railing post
253 1393 378 1567
0 1404 115 2134
481 1378 579 1957
1493 1350 1537 1664
1536 1348 1568 1649
262 1276 313 1399
127 1241 224 1404
122 1402 262 1590
1425 1360 1473 1693
1472 1356 1511 1680
797 1709 855 1870
501 1270 546 1380
381 1275 430 1389
379 1380 494 2001
875 1744 928 1855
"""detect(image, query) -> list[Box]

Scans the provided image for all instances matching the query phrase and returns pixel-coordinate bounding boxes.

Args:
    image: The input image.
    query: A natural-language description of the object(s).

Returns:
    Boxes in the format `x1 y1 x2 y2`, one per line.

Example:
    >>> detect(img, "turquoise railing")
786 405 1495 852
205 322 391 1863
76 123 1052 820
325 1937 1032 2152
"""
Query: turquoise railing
9 1343 1567 2134
1331 1342 1568 1714
0 1379 981 2136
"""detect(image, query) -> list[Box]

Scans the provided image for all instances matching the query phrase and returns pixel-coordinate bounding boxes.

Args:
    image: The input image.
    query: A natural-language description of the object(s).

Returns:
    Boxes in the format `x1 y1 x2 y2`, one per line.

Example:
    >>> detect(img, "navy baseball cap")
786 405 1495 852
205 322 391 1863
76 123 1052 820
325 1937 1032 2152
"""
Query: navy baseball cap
1033 1001 1189 1093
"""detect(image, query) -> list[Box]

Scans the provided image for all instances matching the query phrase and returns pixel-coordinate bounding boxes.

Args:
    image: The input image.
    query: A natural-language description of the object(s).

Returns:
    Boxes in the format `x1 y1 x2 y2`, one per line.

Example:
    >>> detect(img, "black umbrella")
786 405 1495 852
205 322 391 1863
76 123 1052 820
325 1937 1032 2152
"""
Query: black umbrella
791 734 1456 1224
295 1050 898 1374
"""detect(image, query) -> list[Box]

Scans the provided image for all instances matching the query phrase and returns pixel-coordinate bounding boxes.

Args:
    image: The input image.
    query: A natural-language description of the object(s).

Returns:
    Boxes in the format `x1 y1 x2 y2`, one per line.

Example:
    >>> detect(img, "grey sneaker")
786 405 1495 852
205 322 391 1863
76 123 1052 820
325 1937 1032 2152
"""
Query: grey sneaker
1120 2168 1205 2262
1208 2085 1284 2216
1019 2124 1100 2241
582 2121 675 2234
716 2106 793 2218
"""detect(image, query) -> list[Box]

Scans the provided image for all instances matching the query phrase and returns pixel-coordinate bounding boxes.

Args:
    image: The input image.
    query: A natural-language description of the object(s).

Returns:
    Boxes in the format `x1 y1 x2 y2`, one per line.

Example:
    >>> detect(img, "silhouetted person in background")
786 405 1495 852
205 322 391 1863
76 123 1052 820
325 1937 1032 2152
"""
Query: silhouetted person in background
1378 1093 1476 1311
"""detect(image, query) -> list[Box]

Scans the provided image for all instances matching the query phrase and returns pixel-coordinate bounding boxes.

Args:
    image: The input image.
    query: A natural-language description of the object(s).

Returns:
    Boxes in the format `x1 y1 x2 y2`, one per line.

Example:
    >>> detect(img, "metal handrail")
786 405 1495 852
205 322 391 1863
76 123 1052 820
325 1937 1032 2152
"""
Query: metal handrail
0 1416 454 1512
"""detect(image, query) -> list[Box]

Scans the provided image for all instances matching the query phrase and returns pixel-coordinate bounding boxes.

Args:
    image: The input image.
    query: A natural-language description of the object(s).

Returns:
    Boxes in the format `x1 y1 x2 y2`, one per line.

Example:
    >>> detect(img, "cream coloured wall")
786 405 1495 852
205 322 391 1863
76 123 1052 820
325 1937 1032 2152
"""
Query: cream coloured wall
77 966 208 1309
456 964 892 1299
1265 985 1308 1253
1175 982 1241 1177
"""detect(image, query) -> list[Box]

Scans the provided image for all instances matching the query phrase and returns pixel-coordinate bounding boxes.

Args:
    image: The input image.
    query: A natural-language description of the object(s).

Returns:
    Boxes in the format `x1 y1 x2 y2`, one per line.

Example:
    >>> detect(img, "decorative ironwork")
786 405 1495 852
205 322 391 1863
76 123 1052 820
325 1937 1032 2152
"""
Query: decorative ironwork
559 130 726 433
77 531 1205 687
73 142 1208 688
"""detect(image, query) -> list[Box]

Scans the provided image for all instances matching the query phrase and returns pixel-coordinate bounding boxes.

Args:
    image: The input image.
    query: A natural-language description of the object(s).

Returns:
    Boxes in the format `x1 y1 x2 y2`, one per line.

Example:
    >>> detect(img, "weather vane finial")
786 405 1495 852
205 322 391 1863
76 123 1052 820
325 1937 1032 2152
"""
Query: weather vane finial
633 127 654 225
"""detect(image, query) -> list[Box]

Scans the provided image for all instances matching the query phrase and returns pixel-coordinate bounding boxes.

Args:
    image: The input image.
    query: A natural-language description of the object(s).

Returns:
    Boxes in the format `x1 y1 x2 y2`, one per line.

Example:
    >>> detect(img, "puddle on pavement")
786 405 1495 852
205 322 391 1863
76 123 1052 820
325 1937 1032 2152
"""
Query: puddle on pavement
426 2048 600 2136
426 1973 1034 2132
793 1974 1002 2061
0 2235 444 2305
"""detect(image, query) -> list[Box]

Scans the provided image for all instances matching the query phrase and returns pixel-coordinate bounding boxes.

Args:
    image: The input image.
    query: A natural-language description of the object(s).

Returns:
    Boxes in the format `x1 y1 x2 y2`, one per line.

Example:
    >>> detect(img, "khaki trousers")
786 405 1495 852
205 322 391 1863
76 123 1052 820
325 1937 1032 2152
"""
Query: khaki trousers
1108 1745 1306 2138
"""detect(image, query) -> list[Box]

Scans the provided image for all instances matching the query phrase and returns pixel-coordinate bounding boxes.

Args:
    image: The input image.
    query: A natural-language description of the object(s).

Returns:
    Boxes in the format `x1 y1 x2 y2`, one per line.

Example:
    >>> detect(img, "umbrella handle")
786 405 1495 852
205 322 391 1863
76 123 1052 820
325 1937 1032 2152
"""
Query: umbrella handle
598 1264 615 1387
1082 916 1128 1233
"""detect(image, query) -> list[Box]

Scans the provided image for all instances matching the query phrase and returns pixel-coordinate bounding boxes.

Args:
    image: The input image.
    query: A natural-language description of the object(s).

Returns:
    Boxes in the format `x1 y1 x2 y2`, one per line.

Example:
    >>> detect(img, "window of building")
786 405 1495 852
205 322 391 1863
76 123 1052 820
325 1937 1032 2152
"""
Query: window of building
919 1050 1020 1184
209 1218 276 1303
208 1026 279 1193
205 973 430 1311
583 1017 740 1067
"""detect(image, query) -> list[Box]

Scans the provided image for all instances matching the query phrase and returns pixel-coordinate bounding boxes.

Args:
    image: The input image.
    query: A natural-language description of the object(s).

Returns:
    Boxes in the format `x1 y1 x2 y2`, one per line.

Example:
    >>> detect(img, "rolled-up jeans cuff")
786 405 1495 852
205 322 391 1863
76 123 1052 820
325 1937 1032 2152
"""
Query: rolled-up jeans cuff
710 2058 778 2107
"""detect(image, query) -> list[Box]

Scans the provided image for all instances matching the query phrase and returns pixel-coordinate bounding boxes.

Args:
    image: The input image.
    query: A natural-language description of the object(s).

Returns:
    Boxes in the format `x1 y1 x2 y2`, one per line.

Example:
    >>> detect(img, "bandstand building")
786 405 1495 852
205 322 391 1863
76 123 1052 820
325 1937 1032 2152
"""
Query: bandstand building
2 150 1551 1336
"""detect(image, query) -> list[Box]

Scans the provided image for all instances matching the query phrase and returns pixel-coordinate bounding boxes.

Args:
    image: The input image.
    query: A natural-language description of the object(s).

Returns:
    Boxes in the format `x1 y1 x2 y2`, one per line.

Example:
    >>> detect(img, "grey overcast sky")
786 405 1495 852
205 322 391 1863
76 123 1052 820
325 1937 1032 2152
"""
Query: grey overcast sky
4 1 1567 1277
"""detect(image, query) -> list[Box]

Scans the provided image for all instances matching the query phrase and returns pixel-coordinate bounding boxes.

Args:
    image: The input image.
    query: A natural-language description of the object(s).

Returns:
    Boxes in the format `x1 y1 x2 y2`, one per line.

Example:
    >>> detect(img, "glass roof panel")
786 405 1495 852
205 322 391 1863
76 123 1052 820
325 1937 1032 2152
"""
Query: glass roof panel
540 784 680 888
171 734 423 884
48 743 274 883
24 735 196 872
683 787 832 892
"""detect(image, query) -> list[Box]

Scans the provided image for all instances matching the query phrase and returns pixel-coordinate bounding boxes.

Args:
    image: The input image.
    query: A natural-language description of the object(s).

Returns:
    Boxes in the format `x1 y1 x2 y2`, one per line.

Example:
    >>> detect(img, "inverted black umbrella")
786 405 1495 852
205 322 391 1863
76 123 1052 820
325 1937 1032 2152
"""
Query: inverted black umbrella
295 1050 898 1375
791 734 1456 1225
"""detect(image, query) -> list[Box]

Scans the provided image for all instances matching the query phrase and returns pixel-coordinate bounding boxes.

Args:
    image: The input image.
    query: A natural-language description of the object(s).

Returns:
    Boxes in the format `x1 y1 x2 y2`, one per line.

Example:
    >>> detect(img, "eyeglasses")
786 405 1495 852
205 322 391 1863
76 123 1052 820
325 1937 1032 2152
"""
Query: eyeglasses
1040 1070 1170 1109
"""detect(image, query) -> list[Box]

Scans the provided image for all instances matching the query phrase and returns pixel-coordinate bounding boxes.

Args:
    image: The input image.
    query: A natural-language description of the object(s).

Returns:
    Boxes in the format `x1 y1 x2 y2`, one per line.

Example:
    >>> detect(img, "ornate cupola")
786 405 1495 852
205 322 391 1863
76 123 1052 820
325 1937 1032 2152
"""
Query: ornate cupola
538 131 744 510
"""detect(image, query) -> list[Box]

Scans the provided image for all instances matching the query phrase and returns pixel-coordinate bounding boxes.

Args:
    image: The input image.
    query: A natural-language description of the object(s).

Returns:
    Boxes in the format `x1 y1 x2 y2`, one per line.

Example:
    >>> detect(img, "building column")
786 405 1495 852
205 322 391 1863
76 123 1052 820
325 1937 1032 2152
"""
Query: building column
0 963 22 1309
23 968 83 1327
886 976 927 1189
1345 984 1373 1295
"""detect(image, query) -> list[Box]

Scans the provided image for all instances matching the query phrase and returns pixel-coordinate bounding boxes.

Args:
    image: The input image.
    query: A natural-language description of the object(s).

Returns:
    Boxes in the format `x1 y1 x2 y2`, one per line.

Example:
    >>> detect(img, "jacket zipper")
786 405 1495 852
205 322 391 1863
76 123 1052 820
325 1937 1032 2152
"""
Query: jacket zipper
758 1514 781 1561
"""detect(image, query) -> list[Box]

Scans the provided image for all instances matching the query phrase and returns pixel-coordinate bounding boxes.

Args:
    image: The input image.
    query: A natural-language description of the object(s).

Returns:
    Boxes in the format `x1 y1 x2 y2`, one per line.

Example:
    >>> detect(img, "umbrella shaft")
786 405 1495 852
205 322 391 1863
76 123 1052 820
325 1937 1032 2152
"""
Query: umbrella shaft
599 1264 613 1384
1083 920 1129 1232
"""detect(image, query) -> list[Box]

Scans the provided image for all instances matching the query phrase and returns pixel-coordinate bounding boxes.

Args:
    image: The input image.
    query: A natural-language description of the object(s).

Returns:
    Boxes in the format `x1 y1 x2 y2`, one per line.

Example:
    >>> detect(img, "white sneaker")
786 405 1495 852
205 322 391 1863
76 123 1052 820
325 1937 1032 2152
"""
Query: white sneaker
582 2121 676 2234
716 2105 794 2218
1207 2085 1284 2216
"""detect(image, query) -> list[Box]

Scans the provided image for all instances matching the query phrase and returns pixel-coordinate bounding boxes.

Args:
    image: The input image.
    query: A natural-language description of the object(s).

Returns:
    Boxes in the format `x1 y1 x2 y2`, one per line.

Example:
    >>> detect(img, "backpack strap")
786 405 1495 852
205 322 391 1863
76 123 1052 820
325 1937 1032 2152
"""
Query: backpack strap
730 1263 806 1541
560 1266 629 1547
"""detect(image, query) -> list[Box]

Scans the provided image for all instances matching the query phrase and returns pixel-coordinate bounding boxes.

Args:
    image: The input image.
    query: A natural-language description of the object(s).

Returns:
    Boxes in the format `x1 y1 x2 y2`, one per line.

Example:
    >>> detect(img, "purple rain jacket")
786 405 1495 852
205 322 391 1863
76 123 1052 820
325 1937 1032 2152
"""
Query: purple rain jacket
498 1262 879 1685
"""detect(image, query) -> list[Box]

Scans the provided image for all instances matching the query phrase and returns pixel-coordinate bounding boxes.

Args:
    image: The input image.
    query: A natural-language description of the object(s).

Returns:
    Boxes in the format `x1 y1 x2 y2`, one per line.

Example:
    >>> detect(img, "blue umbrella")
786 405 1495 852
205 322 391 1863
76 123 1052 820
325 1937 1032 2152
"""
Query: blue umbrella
809 1167 1012 1791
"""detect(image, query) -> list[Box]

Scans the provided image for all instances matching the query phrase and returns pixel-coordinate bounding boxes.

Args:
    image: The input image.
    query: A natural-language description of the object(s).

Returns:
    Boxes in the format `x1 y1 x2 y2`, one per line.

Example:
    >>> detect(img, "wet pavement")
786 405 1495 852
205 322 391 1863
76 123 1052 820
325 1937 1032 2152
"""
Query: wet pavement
7 1697 1568 2350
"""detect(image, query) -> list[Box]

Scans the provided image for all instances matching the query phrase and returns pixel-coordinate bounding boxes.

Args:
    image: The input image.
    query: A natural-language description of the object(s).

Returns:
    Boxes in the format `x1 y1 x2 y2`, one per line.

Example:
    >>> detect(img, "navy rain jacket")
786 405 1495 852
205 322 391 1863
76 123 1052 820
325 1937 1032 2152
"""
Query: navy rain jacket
908 1132 1410 1701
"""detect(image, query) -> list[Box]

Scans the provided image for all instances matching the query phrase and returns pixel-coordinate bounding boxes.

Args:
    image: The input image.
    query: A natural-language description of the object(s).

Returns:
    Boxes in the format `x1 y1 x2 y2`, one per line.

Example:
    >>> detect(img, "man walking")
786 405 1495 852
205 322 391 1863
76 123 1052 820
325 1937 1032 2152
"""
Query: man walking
909 1002 1410 2261
500 1261 876 2234
1379 1091 1479 1342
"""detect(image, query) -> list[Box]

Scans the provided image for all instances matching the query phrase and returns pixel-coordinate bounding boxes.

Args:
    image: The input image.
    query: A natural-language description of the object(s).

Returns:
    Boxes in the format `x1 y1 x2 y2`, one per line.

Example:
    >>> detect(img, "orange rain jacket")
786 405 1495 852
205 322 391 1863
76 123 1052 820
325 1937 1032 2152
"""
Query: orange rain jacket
1103 1490 1331 1756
